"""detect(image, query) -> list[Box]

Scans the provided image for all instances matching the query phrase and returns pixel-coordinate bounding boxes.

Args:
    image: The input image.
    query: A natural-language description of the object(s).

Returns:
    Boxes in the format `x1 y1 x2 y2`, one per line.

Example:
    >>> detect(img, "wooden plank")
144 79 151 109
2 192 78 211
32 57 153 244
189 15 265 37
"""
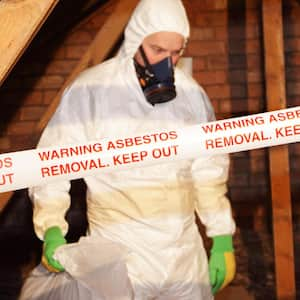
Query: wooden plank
0 0 59 86
262 1 296 299
36 0 139 134
0 192 13 211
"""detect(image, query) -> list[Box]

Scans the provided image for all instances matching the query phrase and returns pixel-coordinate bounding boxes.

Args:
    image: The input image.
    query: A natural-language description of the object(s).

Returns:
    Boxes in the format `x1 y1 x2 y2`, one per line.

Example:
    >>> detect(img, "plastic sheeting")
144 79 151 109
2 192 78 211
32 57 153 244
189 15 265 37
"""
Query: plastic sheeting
19 236 133 300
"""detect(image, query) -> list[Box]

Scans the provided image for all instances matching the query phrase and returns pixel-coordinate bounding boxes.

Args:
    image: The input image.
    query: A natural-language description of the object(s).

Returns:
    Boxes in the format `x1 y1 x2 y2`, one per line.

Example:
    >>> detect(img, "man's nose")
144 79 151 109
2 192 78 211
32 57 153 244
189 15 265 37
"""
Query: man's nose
165 53 179 65
163 54 175 67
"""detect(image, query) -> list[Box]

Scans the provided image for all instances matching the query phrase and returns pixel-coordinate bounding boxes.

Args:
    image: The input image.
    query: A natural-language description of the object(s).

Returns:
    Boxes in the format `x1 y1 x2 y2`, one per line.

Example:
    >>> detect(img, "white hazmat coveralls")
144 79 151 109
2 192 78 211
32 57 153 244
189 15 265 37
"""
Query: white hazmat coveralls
29 0 236 299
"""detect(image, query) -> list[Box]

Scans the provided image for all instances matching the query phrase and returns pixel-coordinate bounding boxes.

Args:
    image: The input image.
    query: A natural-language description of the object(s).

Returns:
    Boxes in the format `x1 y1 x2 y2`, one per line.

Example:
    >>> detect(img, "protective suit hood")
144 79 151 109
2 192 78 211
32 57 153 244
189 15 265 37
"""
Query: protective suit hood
119 0 190 59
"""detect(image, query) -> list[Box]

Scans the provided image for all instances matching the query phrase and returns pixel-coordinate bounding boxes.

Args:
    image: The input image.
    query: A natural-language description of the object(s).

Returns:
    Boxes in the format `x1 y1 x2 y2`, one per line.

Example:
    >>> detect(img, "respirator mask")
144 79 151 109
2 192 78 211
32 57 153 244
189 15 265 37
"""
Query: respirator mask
134 46 176 105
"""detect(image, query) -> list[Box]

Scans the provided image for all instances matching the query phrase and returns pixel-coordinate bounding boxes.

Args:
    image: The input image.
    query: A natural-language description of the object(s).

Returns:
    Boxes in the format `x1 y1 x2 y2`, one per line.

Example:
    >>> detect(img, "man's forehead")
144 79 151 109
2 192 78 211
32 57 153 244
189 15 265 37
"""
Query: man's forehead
143 31 185 47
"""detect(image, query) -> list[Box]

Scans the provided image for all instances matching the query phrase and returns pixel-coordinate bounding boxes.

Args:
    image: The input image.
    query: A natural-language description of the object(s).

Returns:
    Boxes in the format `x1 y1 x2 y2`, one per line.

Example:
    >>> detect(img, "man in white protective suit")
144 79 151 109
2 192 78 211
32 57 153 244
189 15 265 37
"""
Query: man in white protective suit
28 0 236 299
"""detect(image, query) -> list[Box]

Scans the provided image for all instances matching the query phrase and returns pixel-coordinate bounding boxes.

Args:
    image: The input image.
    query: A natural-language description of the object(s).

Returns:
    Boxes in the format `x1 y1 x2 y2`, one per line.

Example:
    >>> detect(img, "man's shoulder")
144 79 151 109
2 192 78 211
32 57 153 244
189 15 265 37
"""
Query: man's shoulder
175 67 201 90
175 66 215 121
175 67 208 98
72 58 118 87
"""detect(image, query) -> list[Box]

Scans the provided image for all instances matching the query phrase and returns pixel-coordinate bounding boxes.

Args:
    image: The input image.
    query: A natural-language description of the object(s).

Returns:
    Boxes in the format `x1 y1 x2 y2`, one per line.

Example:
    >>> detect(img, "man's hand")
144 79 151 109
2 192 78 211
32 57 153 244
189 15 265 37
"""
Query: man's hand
208 235 236 295
42 226 66 273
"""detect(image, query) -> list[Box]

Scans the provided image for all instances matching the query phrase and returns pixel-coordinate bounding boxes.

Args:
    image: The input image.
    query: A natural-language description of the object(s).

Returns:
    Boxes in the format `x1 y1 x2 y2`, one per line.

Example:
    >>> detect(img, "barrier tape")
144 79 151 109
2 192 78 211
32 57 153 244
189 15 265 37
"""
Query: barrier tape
0 106 299 193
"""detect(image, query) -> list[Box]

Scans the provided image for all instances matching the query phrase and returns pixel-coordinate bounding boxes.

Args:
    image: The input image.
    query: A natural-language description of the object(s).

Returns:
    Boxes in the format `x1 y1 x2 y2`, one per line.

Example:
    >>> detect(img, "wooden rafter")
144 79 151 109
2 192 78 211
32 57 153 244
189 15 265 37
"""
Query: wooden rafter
0 0 59 86
262 1 296 299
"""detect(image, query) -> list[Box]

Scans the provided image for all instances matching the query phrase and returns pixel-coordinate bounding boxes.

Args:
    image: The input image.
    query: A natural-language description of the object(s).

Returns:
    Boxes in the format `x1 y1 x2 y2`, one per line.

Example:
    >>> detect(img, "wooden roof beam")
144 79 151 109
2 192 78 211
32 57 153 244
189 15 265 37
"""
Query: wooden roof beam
0 0 59 86
262 1 296 299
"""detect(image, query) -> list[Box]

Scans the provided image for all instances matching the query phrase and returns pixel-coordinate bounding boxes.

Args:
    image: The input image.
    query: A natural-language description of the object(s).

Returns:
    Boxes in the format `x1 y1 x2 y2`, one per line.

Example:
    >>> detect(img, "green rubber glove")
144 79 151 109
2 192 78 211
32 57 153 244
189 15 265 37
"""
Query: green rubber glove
208 235 236 295
42 226 66 273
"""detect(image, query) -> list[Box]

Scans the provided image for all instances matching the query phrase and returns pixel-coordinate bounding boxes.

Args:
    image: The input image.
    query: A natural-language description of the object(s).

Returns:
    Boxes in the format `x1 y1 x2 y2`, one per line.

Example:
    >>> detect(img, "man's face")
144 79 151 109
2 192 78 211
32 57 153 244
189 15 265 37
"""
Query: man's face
134 31 185 66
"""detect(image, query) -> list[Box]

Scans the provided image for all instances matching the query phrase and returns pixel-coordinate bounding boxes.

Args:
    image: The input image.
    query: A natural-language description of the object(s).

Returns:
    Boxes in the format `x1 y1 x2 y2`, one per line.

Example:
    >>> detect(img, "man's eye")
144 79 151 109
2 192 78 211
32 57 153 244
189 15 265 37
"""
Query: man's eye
153 47 164 53
173 50 181 56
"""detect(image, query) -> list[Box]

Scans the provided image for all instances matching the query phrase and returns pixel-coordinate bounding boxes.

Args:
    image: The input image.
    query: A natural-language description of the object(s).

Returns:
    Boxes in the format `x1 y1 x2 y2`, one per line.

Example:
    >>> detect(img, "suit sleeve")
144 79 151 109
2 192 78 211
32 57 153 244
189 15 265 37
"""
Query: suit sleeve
29 84 90 240
192 153 236 237
192 89 236 237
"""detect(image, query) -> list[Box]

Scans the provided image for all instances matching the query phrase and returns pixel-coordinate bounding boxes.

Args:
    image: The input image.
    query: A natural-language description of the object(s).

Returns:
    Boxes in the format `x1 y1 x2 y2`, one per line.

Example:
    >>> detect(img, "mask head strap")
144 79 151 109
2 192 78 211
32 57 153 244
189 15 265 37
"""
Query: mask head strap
138 46 155 75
